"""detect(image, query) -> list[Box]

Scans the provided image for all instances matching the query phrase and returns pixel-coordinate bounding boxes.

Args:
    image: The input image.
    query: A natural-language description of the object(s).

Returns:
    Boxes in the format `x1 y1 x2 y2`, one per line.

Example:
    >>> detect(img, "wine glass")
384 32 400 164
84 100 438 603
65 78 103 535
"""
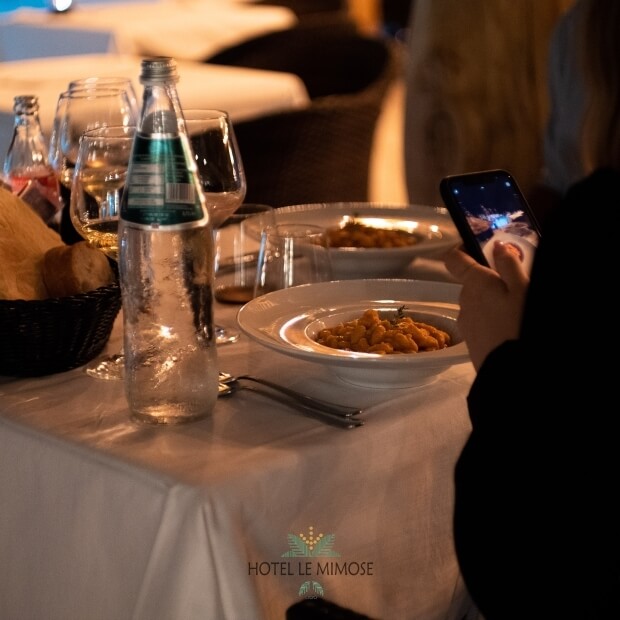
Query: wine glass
49 82 138 180
184 108 247 344
70 125 134 260
54 87 135 191
67 77 140 120
70 125 136 380
50 86 137 244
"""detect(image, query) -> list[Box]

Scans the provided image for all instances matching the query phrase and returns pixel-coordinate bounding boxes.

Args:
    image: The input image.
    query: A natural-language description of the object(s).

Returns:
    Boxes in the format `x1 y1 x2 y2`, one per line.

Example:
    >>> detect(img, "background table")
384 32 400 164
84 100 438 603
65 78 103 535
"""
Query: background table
0 52 310 157
0 270 479 620
0 0 297 62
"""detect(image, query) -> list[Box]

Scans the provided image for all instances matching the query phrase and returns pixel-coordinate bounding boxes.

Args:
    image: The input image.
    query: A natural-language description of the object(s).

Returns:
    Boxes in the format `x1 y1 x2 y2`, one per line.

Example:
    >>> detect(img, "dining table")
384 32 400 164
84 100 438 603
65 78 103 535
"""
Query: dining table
0 251 480 620
0 0 298 62
0 52 310 158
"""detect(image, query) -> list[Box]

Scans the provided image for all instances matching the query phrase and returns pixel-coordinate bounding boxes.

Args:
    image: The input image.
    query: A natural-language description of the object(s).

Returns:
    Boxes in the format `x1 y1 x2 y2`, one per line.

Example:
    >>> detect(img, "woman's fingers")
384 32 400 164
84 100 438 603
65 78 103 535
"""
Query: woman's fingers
444 247 481 282
492 242 530 290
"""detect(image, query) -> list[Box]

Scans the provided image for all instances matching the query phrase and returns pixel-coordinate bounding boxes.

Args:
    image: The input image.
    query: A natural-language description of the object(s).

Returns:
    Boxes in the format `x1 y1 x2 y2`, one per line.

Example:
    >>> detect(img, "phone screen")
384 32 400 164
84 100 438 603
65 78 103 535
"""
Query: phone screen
440 170 540 272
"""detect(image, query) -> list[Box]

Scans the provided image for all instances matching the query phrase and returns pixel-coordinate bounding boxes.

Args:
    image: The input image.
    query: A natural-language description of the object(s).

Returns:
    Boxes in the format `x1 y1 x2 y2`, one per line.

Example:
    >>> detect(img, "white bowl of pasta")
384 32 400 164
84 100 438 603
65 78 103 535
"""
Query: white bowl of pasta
237 279 470 388
272 203 460 279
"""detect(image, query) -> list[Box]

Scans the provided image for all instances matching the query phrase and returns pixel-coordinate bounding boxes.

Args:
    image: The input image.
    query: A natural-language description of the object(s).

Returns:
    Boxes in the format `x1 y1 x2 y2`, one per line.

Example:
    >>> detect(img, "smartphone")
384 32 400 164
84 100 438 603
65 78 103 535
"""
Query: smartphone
439 169 541 273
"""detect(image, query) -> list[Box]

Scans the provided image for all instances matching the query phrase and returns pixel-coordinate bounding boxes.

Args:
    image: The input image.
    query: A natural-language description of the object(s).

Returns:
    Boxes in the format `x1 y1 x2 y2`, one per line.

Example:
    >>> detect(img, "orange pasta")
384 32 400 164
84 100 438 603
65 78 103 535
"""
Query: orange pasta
316 308 451 355
327 222 420 248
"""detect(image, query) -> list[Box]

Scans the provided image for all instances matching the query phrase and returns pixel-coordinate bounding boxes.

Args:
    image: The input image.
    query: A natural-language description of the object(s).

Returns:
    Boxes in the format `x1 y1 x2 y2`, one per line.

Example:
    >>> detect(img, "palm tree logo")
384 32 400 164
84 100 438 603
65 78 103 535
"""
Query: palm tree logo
281 525 340 558
282 525 341 600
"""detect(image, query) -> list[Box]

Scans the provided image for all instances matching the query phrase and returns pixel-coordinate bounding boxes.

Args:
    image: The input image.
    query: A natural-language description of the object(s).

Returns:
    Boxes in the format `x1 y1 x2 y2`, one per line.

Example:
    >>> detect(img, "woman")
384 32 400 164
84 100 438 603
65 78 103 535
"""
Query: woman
446 167 619 618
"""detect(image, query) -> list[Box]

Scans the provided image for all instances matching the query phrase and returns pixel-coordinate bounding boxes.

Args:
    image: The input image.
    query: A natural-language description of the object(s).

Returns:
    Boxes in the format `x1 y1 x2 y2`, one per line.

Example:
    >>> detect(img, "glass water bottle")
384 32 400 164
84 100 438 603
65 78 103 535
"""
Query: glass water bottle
119 57 219 424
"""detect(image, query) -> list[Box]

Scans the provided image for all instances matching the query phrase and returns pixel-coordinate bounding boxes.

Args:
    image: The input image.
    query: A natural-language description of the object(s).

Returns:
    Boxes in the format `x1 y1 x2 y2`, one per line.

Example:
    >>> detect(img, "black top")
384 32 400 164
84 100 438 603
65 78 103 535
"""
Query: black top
454 168 620 618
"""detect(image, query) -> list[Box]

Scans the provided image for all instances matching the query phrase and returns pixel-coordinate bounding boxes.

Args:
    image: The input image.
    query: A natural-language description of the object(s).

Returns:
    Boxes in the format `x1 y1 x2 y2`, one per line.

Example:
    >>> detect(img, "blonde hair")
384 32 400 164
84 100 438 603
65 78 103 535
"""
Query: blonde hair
404 0 572 206
580 0 620 171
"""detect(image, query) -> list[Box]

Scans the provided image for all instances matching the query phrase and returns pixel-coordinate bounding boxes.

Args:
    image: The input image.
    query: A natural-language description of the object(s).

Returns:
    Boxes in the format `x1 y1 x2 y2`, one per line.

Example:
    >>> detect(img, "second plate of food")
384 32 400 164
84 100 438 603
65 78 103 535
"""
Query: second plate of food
273 203 460 279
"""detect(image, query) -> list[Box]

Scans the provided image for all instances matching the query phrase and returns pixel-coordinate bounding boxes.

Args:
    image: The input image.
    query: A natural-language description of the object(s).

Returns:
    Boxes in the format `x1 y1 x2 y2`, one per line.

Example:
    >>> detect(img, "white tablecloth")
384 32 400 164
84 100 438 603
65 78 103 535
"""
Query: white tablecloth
0 0 297 62
0 53 310 156
0 268 478 620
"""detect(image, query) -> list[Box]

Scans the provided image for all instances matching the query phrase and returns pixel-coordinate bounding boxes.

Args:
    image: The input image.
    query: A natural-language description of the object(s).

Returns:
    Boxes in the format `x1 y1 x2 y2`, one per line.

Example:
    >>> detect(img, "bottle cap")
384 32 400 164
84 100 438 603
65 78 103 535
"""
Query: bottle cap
13 95 39 115
140 57 179 83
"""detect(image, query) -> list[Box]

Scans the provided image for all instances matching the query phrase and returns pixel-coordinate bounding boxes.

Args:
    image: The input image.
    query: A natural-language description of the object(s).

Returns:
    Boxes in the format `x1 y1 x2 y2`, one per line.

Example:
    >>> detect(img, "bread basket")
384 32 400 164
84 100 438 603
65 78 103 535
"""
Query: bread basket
0 282 121 377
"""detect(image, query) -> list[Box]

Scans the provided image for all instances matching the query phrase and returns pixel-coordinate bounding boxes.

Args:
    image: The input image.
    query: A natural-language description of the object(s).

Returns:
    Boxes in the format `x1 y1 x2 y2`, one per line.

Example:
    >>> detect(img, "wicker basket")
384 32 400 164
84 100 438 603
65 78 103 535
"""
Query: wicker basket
0 282 121 377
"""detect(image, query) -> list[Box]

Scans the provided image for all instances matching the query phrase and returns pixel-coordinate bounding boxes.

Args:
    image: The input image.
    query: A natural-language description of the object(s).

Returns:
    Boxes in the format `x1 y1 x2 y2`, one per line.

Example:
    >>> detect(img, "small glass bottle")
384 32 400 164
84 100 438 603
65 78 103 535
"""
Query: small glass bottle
119 57 219 424
3 95 62 226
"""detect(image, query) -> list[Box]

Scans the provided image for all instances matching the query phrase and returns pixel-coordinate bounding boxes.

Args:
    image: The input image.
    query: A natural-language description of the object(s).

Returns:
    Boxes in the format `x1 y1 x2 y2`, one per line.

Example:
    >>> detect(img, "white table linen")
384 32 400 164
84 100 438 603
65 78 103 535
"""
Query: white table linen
0 267 478 620
0 53 310 156
0 0 297 62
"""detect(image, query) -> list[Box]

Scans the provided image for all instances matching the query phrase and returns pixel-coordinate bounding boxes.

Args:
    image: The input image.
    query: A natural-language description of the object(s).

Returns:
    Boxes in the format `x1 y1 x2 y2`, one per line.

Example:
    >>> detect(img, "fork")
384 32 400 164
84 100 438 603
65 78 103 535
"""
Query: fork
218 372 362 417
218 373 364 430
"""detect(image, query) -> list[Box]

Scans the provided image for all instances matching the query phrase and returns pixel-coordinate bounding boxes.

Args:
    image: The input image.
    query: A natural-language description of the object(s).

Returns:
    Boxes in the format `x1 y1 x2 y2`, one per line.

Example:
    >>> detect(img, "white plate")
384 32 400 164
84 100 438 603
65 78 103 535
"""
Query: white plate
237 279 470 388
272 203 460 279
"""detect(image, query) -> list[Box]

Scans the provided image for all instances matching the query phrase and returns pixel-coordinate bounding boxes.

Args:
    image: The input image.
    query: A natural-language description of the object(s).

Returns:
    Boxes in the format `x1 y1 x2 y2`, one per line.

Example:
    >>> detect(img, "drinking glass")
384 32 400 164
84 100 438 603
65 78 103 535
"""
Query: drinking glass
214 204 275 305
70 125 135 380
184 108 247 343
70 125 135 260
50 86 137 244
49 82 137 180
67 76 140 119
54 87 136 191
254 224 333 296
184 108 247 228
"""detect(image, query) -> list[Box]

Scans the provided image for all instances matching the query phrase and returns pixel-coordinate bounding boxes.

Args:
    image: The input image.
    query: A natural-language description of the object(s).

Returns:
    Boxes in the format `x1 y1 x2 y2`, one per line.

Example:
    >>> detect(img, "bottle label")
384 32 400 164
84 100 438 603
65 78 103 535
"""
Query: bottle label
121 134 206 226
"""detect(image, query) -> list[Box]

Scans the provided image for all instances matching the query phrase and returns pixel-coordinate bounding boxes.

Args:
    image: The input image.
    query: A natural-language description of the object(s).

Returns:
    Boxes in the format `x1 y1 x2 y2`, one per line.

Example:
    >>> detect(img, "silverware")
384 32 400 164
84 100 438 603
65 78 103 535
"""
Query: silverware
219 372 362 417
218 372 364 430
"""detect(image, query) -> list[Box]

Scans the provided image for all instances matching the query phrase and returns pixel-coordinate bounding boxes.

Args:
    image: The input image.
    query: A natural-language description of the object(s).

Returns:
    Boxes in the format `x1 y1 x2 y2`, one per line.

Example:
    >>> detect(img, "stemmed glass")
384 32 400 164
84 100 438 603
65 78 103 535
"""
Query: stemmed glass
67 77 139 119
49 86 137 244
184 108 247 344
70 125 134 259
70 125 136 379
52 87 136 191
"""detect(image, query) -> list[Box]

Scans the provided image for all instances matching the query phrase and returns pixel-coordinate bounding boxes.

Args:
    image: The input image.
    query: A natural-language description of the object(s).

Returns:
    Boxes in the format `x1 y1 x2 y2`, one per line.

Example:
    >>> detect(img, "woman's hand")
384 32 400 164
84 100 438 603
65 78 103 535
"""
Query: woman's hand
445 242 530 371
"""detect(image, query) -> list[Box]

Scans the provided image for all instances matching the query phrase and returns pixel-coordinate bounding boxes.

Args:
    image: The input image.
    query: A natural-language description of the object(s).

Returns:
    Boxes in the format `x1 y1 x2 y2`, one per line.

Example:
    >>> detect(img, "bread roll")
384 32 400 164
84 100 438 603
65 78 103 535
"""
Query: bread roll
0 186 63 300
42 242 115 298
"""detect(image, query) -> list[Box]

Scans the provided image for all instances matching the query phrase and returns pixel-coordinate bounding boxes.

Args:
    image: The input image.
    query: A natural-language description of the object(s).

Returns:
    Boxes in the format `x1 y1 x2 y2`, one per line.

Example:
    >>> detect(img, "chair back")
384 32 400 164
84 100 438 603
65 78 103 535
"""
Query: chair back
231 35 399 206
207 24 385 99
